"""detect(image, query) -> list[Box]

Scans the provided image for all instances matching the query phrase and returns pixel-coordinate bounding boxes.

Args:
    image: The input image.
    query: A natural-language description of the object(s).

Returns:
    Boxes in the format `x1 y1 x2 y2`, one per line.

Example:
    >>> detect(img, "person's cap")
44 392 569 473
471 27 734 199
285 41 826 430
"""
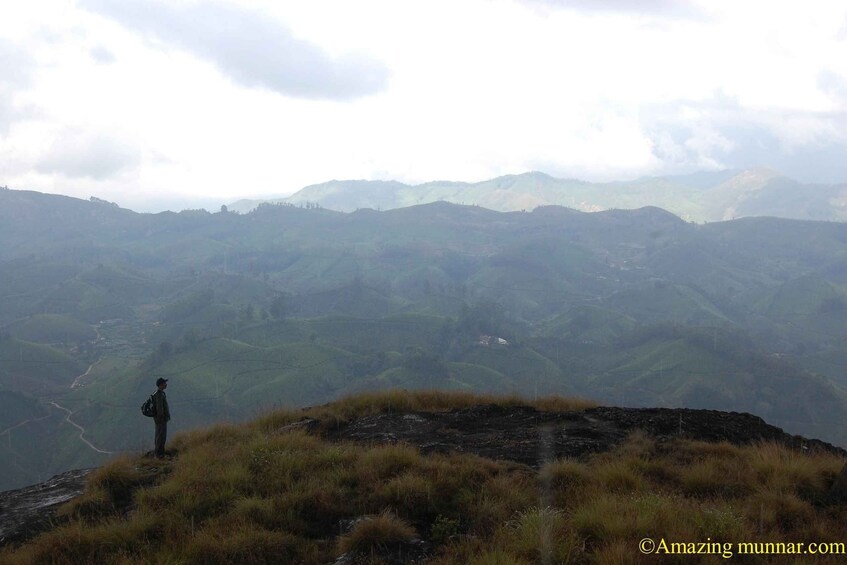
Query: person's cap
156 377 168 386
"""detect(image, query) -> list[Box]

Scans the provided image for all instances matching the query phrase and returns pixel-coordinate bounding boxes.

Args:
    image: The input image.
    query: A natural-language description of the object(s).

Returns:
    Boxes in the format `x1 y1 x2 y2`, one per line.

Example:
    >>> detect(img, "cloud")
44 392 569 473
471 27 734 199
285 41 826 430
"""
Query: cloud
36 130 141 180
90 44 116 64
80 0 390 100
641 94 847 183
518 0 708 20
819 70 847 110
0 39 34 134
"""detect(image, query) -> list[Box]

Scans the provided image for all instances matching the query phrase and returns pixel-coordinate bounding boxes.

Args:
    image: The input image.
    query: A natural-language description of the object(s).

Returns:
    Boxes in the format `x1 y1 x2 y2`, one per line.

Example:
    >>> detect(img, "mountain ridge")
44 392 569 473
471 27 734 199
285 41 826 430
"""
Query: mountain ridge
228 168 847 222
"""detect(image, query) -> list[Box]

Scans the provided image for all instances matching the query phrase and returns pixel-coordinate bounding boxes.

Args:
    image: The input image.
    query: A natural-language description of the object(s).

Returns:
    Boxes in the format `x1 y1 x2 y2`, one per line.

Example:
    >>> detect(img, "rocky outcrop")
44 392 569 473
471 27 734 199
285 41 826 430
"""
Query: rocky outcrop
0 468 94 547
327 404 845 468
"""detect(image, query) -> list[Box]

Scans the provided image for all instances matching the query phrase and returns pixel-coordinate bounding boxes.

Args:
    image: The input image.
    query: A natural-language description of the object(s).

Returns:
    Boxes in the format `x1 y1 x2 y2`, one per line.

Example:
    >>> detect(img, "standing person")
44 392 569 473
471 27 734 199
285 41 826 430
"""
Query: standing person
153 377 170 458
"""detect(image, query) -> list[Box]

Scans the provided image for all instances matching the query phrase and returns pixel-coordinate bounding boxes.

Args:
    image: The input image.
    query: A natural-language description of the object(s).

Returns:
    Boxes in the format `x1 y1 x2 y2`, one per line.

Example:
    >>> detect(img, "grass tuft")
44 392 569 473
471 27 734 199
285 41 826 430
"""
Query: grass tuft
504 506 579 563
679 458 752 498
538 458 590 507
746 489 816 532
357 444 422 482
183 523 309 564
336 510 417 555
59 455 160 520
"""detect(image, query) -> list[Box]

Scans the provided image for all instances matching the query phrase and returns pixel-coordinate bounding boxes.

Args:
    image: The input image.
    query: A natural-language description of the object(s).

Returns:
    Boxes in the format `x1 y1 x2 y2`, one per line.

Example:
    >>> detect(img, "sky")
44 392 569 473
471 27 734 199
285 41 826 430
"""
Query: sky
1 0 846 211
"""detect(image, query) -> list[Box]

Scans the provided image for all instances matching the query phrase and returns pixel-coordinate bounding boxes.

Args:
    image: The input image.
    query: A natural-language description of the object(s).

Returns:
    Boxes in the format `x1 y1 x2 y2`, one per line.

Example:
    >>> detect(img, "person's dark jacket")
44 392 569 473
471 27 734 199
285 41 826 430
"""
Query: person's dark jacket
153 389 170 424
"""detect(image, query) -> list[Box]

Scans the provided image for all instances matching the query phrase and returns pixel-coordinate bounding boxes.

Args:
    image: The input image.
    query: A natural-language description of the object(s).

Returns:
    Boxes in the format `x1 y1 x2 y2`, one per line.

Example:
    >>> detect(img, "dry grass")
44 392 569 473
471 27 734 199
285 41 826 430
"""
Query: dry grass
58 454 161 520
183 523 309 564
749 442 842 503
679 457 753 498
356 444 422 482
4 390 847 564
502 506 580 563
170 421 249 451
251 389 597 434
336 510 417 554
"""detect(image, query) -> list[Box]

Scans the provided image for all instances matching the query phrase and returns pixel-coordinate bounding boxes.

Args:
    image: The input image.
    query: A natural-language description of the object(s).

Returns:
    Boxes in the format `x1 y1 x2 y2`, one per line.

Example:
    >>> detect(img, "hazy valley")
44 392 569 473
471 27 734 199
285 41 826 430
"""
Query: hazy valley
2 185 847 493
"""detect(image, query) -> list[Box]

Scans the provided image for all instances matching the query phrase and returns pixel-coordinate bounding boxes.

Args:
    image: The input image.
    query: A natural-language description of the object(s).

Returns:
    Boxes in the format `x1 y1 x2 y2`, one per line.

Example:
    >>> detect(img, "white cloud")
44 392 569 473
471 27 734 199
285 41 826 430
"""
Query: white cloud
517 0 709 20
80 0 390 100
36 129 141 180
819 69 847 112
638 89 847 182
0 39 34 134
89 44 115 64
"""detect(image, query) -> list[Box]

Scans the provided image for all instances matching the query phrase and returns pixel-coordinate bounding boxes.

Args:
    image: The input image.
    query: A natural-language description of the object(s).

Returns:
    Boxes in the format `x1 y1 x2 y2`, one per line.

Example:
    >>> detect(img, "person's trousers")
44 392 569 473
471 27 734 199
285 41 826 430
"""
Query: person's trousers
155 420 167 457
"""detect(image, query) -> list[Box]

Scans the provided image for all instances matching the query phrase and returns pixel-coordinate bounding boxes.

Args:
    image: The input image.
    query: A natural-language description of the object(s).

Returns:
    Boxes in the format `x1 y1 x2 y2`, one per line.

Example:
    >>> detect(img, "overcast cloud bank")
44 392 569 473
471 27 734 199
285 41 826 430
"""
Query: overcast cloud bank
0 0 844 204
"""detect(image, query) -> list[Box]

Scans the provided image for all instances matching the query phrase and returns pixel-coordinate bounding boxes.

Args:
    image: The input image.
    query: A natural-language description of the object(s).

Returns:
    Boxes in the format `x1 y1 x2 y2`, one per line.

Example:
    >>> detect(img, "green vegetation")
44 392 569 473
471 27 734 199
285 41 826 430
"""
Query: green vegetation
3 391 845 564
0 338 84 393
4 187 847 490
4 314 96 346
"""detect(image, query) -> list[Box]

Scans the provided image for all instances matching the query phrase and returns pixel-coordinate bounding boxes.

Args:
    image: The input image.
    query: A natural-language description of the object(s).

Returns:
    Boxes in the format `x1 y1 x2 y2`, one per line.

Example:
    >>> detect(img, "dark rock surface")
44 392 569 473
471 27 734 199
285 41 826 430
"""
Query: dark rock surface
327 404 846 468
0 468 94 547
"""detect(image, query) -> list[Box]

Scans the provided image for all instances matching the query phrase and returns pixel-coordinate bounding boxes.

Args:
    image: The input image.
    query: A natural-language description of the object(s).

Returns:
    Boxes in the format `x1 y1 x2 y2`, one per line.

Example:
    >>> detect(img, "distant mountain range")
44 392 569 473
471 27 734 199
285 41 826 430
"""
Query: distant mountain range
229 169 847 222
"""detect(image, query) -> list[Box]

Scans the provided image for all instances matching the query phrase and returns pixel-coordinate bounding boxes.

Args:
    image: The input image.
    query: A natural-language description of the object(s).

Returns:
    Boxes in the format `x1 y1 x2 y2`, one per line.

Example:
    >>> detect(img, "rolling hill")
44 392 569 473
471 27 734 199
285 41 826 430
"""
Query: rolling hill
4 186 847 490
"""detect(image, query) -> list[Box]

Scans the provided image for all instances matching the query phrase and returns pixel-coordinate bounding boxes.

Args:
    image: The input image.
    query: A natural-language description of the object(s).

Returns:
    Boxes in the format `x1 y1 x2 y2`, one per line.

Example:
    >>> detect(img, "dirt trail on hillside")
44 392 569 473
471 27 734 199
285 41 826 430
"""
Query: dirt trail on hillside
49 402 113 455
71 359 101 389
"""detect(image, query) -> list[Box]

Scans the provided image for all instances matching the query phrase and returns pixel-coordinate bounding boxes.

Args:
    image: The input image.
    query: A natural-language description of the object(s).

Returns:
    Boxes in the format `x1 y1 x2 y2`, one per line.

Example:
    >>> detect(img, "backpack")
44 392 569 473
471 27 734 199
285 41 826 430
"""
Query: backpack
141 394 156 417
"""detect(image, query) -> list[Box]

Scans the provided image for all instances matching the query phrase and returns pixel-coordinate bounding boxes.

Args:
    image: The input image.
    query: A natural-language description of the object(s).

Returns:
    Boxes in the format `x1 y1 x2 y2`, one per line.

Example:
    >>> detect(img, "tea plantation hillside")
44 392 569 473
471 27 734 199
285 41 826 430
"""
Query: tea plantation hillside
4 187 847 490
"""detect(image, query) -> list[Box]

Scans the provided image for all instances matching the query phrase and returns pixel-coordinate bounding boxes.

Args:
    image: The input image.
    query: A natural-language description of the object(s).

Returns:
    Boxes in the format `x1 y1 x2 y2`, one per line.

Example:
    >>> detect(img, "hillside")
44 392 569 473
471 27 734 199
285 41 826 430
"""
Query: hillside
4 187 847 491
229 169 847 223
2 391 847 564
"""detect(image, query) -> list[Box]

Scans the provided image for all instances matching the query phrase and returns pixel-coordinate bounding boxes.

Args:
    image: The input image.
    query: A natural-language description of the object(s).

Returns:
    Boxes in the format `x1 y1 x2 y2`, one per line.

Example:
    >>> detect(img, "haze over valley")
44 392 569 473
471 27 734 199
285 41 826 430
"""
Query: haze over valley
3 185 847 491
